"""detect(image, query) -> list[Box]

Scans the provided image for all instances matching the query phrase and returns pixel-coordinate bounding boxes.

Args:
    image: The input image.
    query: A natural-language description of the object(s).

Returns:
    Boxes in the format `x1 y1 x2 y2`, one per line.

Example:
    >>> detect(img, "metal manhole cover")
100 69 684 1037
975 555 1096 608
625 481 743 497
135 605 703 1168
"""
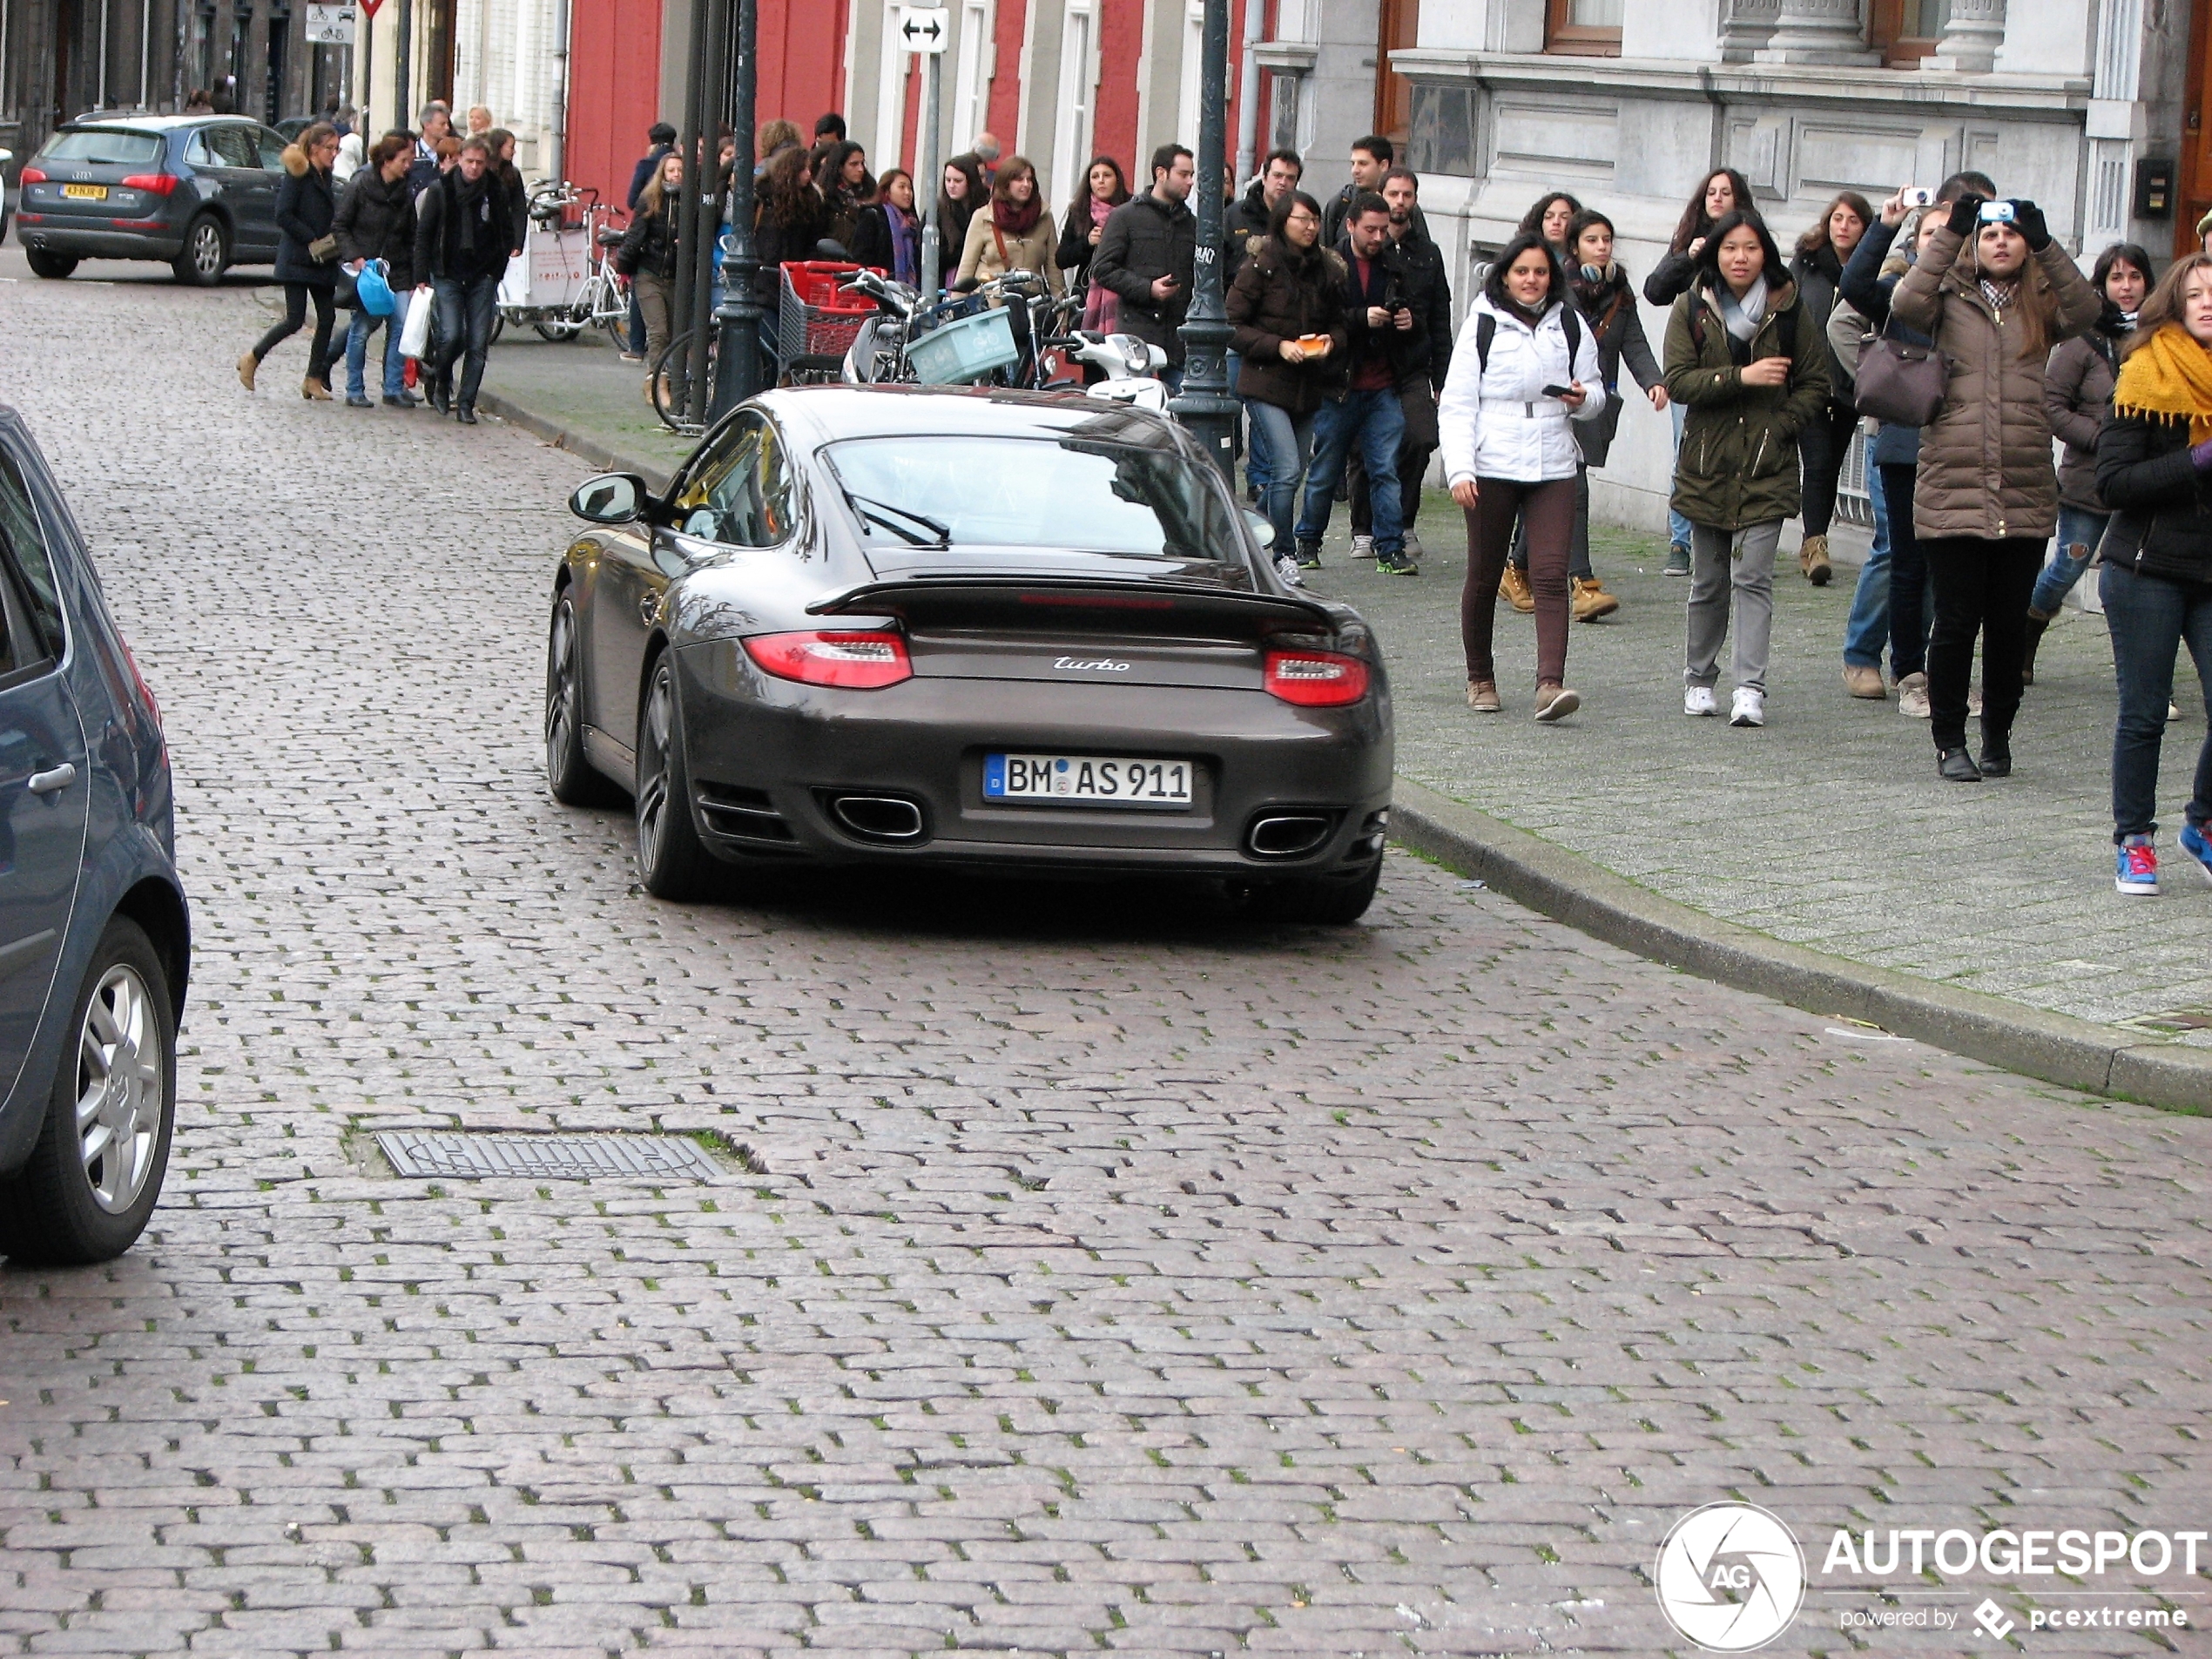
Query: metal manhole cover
374 1130 724 1182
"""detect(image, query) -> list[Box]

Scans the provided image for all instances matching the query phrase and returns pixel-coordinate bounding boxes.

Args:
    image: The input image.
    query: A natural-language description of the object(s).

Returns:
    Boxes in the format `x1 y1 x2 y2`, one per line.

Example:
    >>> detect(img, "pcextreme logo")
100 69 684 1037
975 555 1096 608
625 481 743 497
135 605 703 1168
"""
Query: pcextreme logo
1654 1503 1807 1652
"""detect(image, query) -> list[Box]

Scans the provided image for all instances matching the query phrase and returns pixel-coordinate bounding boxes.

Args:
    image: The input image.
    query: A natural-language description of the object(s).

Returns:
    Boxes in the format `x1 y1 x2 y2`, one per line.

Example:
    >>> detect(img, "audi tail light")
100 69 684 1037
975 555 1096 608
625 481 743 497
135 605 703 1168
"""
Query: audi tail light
119 173 179 195
742 630 913 690
18 167 45 184
1264 649 1370 707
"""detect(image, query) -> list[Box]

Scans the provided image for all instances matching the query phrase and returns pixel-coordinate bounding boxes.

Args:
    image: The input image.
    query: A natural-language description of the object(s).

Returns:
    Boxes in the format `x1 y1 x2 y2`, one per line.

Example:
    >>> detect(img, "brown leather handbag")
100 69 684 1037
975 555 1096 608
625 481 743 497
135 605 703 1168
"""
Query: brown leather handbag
1852 320 1947 428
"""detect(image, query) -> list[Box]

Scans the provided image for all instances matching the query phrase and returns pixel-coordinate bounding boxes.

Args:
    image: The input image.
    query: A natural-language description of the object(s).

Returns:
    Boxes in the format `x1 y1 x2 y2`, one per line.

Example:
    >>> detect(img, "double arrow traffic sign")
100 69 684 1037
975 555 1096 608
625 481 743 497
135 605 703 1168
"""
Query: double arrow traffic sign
897 5 948 53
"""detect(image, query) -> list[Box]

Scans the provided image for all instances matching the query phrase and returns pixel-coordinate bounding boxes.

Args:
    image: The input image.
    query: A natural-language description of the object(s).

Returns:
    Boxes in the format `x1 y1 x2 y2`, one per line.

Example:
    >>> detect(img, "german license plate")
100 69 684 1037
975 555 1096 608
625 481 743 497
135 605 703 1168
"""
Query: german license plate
62 184 108 199
983 752 1193 808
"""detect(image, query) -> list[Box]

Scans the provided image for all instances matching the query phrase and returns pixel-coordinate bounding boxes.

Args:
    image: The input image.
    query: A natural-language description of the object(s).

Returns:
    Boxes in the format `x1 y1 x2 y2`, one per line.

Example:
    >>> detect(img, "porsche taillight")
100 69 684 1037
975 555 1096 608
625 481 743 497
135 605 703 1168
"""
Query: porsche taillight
1263 649 1370 707
741 630 913 690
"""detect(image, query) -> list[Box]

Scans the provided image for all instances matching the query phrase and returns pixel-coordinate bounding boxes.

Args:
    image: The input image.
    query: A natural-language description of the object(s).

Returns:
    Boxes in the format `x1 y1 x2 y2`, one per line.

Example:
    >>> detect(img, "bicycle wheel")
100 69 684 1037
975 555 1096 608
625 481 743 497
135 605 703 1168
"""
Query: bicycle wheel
651 330 717 431
534 311 583 342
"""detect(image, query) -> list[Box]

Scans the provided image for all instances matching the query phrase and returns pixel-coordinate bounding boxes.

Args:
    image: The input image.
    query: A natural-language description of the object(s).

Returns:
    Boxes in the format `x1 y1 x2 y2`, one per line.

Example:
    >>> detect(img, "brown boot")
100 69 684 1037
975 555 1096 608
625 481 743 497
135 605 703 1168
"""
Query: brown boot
1499 563 1535 614
1467 680 1501 713
237 351 259 391
1570 576 1619 622
301 375 333 401
1533 681 1581 722
1799 533 1832 585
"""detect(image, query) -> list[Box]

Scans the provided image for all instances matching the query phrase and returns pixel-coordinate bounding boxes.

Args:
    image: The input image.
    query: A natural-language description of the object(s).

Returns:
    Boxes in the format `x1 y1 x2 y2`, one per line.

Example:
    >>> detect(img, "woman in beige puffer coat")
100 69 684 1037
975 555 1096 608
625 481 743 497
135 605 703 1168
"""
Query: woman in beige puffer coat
1889 194 2101 783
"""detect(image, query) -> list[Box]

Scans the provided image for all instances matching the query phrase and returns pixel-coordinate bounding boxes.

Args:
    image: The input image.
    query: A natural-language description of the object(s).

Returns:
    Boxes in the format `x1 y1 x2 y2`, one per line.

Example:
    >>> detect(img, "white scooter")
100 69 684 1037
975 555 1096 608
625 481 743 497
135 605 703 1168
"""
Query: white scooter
1067 332 1170 412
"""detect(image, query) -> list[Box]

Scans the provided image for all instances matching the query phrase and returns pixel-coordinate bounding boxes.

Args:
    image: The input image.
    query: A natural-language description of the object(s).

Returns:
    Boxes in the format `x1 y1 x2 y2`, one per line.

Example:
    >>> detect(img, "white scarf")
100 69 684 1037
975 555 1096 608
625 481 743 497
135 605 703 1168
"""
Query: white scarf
1719 277 1768 343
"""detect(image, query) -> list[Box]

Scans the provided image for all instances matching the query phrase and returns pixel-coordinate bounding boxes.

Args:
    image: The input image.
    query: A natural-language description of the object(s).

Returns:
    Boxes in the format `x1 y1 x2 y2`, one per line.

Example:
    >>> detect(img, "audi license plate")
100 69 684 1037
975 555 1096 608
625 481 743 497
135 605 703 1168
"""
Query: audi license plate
62 183 108 199
984 752 1193 809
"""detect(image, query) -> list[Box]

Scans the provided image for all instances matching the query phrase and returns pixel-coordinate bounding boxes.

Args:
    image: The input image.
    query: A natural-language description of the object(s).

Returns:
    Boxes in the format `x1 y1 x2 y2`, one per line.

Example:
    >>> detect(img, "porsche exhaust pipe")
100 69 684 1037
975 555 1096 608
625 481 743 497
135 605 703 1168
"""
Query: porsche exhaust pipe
830 795 927 843
1245 813 1334 860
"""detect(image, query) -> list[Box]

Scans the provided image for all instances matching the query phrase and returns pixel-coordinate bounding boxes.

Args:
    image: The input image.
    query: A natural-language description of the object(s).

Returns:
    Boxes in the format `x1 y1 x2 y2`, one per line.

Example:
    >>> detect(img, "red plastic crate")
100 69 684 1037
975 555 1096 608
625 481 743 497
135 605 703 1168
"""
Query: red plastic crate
778 261 880 364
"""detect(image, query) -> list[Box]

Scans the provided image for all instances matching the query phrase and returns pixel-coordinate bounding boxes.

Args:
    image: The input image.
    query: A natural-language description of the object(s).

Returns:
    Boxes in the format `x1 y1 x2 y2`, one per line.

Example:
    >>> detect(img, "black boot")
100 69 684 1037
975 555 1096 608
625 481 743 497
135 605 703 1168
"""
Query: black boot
1938 746 1983 783
1979 725 2012 779
428 373 450 415
2021 609 2052 686
455 405 477 425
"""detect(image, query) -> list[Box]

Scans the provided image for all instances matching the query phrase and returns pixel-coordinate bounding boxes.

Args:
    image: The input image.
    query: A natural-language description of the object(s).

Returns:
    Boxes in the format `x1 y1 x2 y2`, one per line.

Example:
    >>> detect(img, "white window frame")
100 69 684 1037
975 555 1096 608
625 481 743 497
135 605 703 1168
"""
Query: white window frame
874 0 911 174
1048 0 1096 210
1176 0 1204 152
952 0 995 158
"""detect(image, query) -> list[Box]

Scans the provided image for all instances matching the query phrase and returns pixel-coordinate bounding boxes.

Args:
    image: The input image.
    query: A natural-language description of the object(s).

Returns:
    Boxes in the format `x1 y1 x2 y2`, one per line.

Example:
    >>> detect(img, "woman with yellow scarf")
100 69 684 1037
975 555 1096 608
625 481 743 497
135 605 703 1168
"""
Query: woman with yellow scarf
2094 253 2212 895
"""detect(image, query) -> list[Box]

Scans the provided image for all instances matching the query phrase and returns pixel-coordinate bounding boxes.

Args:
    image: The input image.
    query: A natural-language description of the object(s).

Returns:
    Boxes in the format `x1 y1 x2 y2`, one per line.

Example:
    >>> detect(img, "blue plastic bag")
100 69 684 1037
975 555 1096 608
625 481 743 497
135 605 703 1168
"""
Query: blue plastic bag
355 260 395 318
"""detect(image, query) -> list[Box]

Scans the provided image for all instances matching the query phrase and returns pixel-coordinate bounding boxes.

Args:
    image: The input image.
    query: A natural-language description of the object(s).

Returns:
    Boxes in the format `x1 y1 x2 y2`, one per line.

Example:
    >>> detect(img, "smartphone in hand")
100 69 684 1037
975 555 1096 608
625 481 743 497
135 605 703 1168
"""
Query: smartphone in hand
1541 384 1572 397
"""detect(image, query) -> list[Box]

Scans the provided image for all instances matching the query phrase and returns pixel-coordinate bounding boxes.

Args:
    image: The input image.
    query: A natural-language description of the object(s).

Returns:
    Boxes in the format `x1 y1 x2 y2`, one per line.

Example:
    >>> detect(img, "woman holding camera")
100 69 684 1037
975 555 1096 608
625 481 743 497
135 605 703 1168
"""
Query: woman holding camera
1891 194 2101 780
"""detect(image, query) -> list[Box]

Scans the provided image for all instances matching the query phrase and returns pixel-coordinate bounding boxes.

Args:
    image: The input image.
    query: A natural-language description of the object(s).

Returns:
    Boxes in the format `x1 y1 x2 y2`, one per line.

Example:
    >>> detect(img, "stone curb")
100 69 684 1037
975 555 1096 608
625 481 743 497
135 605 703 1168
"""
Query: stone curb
1390 778 2212 1115
475 392 2212 1117
475 391 677 493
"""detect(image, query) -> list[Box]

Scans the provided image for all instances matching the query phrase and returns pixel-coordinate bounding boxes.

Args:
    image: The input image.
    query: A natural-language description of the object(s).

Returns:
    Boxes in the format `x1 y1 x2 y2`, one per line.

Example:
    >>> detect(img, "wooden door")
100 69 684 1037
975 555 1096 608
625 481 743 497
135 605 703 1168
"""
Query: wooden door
1376 0 1417 150
2182 0 2212 256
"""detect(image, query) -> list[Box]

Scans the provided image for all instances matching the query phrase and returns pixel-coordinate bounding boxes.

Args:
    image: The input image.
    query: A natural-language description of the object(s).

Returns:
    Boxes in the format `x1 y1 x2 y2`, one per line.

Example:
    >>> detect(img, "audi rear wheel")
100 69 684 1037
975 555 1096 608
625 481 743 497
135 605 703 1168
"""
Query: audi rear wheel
172 216 228 286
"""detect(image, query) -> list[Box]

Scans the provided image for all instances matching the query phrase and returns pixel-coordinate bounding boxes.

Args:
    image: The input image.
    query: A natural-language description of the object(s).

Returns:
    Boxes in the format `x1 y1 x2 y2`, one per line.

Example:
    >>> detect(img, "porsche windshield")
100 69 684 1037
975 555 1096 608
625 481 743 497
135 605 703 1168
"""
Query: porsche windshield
825 435 1240 562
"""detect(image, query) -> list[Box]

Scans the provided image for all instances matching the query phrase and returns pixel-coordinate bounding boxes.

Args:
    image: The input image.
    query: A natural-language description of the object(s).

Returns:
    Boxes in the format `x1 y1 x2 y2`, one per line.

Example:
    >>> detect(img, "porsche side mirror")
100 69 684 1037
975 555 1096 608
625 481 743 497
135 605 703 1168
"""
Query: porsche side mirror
1244 510 1276 549
570 472 650 524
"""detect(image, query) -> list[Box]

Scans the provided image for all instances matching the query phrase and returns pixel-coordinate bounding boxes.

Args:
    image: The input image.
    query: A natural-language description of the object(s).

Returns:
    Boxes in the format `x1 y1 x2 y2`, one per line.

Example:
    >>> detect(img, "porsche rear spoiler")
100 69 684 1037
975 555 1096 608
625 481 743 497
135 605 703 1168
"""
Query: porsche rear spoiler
806 575 1337 636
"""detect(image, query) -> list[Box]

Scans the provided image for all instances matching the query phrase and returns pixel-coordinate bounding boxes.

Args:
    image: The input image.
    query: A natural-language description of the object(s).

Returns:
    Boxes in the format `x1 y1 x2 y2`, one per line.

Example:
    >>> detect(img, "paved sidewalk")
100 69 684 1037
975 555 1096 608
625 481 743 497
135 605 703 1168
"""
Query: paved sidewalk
472 334 2212 1059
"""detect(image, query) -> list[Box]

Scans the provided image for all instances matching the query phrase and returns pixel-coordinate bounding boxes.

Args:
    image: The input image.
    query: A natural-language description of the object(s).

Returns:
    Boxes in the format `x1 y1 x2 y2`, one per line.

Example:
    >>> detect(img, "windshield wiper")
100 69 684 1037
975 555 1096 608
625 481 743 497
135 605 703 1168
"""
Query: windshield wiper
842 490 950 548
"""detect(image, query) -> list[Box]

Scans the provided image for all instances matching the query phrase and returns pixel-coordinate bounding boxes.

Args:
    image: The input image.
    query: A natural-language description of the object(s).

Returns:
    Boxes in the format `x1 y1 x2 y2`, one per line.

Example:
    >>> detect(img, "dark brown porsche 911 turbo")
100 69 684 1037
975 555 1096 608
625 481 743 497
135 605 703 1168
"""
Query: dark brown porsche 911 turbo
544 385 1393 922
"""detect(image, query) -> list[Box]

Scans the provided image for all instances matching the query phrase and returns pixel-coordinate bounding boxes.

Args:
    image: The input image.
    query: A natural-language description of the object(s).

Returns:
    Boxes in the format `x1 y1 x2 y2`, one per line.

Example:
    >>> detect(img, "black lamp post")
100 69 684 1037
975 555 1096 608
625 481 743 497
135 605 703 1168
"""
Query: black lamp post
1168 0 1237 479
710 0 765 417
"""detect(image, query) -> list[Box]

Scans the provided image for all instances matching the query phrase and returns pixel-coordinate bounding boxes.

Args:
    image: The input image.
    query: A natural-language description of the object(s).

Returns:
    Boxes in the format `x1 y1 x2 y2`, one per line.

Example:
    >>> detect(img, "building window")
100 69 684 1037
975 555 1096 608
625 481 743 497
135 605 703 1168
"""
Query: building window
1870 0 1951 64
1546 0 1623 57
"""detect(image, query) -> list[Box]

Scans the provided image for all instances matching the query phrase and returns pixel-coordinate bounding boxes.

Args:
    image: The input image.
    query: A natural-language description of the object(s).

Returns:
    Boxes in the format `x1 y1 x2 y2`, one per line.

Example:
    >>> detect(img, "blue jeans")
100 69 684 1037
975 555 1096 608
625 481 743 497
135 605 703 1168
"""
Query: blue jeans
1298 388 1406 557
2033 505 2109 616
430 273 500 409
1843 460 1892 670
1668 401 1693 551
343 287 410 400
1879 462 1931 679
1231 353 1273 494
2101 561 2212 843
1244 399 1315 559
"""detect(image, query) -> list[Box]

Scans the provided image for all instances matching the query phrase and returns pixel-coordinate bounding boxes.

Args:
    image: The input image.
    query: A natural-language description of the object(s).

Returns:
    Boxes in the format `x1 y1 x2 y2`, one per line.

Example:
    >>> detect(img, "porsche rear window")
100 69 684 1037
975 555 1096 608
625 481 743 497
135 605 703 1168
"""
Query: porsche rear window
825 435 1239 563
38 129 163 165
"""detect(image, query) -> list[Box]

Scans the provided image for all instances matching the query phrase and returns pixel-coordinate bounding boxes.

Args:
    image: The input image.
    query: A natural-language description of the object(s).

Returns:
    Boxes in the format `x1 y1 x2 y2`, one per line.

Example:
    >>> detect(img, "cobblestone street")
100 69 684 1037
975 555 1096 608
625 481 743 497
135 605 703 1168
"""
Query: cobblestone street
3 260 2210 1656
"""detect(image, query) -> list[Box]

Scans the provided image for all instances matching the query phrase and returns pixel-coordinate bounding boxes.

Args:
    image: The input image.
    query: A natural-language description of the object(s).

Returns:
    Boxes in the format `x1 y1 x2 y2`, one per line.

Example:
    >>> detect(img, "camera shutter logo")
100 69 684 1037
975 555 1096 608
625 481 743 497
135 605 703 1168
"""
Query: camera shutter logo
1654 1502 1806 1652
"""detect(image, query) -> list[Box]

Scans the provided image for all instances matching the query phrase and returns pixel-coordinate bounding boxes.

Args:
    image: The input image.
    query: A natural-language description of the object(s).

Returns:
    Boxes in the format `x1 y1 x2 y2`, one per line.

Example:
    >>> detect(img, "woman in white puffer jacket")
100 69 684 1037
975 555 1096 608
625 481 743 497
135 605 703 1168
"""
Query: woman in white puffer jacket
1440 232 1605 720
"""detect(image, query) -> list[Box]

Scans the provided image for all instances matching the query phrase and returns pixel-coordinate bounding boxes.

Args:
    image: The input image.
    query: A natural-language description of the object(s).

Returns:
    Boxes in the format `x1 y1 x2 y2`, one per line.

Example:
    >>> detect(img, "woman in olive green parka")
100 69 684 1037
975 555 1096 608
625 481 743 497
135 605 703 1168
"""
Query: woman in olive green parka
1662 209 1830 727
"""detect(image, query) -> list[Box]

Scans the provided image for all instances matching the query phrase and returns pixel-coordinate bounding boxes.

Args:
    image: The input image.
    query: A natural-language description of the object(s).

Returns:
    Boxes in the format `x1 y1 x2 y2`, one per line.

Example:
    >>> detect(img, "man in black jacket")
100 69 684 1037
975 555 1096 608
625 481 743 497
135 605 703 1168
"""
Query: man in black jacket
1225 149 1300 273
1295 193 1415 577
1088 143 1197 388
412 138 517 423
406 101 452 199
1346 167 1451 566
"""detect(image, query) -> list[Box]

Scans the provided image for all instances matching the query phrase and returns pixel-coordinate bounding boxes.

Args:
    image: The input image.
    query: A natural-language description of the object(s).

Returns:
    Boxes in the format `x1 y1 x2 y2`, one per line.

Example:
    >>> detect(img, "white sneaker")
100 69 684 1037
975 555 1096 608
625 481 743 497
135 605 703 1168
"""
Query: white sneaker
1684 685 1716 717
1351 534 1374 561
1897 672 1931 719
1273 553 1305 588
1730 687 1766 727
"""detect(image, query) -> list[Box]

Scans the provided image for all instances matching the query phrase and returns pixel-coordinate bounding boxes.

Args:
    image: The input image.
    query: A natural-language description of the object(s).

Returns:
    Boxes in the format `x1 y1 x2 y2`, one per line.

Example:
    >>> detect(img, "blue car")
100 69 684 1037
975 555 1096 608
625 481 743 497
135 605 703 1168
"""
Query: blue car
16 114 289 286
0 408 188 1265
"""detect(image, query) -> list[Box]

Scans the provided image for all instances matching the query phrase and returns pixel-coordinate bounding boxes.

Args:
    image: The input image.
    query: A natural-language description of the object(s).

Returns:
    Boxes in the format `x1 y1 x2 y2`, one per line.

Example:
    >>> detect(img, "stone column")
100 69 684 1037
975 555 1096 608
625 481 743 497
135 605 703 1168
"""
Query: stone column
1925 0 2005 73
1752 0 1878 64
1717 0 1783 63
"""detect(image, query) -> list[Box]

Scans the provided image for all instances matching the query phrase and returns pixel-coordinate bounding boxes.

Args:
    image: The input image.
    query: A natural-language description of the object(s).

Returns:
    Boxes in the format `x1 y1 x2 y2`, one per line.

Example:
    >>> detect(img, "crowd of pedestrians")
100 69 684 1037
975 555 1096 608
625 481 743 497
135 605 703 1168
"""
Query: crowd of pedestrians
228 95 2207 900
236 98 521 423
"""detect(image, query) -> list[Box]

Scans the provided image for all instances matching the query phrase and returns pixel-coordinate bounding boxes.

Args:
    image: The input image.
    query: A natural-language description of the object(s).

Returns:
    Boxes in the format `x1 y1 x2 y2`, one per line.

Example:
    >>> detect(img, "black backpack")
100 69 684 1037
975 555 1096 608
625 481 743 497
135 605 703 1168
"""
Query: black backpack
1474 306 1584 378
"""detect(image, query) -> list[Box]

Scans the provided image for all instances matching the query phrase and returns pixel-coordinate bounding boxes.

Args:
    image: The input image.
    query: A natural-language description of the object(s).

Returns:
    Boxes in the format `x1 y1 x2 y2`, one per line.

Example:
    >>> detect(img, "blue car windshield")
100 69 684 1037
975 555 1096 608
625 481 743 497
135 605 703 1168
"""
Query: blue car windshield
39 129 164 165
824 435 1240 563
